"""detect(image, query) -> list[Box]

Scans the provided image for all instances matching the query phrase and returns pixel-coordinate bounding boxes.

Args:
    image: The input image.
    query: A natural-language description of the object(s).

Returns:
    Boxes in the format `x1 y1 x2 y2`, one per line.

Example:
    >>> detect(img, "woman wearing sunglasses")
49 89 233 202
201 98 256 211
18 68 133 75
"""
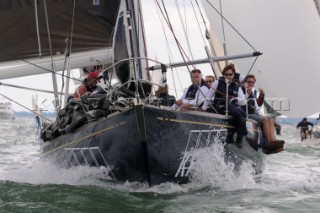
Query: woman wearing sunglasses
202 64 247 148
242 74 284 154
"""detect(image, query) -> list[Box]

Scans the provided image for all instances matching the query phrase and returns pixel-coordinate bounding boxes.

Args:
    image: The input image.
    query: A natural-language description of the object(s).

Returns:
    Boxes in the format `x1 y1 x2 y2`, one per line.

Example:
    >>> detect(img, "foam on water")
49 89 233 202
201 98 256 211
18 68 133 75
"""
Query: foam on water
2 118 320 199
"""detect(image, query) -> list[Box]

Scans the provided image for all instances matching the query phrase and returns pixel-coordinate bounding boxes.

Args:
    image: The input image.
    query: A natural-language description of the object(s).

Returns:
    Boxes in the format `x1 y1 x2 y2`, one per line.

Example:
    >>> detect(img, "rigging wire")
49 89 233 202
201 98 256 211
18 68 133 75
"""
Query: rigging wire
154 0 183 95
0 93 53 123
156 0 193 72
189 0 206 45
194 0 223 73
44 0 60 109
203 0 257 52
246 56 259 75
174 0 195 61
59 0 76 102
218 0 226 43
156 0 207 100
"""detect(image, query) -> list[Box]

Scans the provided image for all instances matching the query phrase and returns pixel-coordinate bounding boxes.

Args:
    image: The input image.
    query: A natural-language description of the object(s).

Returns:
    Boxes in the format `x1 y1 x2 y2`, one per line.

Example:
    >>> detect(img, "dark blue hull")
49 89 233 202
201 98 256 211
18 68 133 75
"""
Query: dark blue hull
41 105 264 186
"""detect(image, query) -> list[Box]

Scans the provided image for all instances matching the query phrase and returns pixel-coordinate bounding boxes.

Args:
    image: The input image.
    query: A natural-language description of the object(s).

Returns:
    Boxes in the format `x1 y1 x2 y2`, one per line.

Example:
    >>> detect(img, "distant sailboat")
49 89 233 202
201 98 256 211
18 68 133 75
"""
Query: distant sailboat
0 97 14 120
0 0 286 186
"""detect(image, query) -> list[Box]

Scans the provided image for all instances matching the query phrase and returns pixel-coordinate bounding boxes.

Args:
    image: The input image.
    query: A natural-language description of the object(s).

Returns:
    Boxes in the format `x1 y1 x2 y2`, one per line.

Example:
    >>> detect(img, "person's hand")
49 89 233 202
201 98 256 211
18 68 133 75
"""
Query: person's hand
179 103 191 110
175 100 182 105
259 87 265 96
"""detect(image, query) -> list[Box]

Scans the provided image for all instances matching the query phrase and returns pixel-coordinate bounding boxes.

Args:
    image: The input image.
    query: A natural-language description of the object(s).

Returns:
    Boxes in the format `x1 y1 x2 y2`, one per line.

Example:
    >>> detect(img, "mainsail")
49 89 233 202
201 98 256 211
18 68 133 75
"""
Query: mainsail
0 0 120 79
202 0 320 117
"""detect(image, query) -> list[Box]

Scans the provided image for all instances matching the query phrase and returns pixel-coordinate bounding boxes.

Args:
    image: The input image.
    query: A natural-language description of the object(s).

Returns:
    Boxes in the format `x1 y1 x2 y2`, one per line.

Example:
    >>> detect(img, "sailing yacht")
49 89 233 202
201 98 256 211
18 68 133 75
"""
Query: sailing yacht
0 98 14 120
0 1 286 186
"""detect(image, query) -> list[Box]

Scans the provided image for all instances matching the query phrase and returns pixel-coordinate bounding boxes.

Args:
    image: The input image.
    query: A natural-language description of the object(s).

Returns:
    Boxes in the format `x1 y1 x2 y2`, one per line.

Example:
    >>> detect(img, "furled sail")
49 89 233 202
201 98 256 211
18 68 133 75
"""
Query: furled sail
0 0 121 79
202 0 320 117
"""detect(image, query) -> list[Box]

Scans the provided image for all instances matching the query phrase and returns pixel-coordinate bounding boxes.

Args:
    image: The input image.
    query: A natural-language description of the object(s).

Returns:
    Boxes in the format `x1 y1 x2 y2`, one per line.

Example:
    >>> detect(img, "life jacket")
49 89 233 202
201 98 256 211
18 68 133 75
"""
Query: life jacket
185 79 208 100
211 78 239 113
159 93 176 106
234 72 241 84
241 87 256 114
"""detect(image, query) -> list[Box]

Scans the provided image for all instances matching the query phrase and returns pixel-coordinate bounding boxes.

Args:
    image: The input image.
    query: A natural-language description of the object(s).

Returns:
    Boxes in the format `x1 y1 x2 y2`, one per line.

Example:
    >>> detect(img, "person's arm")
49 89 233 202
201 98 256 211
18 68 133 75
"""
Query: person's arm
236 87 246 106
296 122 301 128
73 84 86 99
256 88 265 106
179 90 187 101
175 89 187 105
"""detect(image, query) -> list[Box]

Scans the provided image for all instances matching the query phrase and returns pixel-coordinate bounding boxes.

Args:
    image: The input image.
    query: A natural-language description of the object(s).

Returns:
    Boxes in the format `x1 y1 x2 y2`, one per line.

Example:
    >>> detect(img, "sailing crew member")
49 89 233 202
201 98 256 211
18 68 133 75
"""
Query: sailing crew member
202 64 247 148
228 63 245 85
155 85 176 106
205 75 215 88
73 71 99 99
242 74 284 154
296 118 314 141
172 69 209 110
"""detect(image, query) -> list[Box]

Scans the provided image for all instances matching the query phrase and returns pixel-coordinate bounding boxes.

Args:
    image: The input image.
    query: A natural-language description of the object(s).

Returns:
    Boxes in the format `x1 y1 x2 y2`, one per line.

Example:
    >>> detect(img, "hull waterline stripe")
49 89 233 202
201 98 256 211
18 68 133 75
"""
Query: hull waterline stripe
156 117 259 132
42 121 127 156
156 117 234 128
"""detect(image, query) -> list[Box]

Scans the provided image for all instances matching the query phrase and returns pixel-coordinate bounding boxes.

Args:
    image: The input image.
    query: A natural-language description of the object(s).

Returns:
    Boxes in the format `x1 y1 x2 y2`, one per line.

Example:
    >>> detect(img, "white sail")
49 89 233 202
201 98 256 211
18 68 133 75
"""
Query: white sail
0 48 113 80
202 0 320 117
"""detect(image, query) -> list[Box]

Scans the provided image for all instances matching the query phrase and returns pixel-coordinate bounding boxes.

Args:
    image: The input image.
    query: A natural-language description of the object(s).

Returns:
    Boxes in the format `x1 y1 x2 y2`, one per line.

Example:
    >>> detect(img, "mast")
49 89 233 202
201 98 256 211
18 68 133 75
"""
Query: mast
112 0 149 84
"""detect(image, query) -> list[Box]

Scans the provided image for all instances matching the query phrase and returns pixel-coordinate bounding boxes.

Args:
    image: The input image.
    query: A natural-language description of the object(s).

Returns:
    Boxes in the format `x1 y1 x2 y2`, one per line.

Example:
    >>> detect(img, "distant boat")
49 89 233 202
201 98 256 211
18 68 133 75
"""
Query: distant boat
0 98 14 120
0 0 285 186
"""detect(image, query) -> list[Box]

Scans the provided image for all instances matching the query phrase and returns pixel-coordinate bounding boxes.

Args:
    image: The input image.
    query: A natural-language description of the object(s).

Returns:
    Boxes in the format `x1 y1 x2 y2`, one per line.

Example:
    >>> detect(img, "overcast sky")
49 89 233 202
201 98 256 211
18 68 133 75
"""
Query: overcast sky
1 0 320 118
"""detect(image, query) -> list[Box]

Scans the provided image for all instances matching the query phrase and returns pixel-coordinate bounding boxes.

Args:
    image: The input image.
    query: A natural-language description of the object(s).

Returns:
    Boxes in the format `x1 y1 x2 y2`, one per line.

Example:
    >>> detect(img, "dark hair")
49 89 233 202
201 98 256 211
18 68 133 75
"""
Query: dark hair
222 64 236 74
191 69 201 74
94 65 103 70
244 74 256 82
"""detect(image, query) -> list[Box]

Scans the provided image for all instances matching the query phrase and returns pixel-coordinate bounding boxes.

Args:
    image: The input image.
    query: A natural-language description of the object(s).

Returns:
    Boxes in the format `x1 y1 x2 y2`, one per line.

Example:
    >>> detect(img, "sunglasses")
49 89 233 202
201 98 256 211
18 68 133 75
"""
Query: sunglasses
206 80 213 83
247 81 255 84
224 73 233 76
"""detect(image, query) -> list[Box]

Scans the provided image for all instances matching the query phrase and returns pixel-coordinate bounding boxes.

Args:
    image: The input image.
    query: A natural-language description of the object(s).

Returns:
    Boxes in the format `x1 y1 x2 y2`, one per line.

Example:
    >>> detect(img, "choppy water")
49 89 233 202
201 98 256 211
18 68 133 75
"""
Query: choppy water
1 117 320 213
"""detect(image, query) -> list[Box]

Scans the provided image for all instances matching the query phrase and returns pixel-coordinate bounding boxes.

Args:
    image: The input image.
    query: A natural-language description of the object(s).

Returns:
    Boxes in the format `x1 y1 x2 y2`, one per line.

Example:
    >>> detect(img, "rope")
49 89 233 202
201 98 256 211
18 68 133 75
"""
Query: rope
154 0 183 92
190 0 206 45
156 0 193 72
174 0 195 60
59 0 76 102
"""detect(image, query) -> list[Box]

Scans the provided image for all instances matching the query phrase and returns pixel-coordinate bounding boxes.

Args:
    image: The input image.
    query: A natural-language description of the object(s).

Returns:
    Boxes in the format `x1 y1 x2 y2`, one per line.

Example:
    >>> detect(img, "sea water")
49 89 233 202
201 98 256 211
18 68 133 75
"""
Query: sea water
1 117 320 213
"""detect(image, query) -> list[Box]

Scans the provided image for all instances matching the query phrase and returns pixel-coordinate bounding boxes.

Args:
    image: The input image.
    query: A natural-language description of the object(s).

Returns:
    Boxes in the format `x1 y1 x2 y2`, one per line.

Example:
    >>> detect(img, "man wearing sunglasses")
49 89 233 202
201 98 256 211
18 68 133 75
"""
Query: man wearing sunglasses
202 64 247 148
